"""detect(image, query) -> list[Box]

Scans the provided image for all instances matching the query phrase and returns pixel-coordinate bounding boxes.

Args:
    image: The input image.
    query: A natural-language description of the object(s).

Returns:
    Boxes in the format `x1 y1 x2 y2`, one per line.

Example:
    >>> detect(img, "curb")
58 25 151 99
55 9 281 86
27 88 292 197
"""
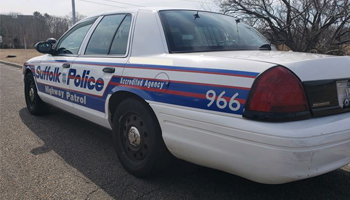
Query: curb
0 60 23 68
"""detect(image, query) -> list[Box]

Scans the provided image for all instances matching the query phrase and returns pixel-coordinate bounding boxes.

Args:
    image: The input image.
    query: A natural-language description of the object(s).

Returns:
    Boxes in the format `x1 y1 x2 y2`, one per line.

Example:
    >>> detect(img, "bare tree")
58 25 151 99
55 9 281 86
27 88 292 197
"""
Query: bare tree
219 0 350 53
65 12 87 27
45 15 70 39
0 12 72 49
199 0 221 11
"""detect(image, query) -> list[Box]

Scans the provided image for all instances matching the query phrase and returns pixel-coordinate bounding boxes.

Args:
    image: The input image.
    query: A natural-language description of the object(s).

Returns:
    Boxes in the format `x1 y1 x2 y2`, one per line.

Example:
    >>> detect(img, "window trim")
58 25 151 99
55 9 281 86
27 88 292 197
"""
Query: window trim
79 13 133 59
77 16 104 55
54 16 99 57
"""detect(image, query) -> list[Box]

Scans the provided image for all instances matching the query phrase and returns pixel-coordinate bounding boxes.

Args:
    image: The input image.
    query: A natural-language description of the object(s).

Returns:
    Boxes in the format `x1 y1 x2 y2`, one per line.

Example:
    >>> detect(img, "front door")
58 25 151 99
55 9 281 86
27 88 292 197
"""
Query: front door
69 14 132 126
36 17 97 112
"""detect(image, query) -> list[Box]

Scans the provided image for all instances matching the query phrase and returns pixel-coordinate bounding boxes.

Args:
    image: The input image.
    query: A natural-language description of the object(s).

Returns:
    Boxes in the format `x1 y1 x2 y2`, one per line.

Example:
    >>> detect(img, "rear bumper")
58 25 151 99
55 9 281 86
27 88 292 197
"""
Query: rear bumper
152 102 350 184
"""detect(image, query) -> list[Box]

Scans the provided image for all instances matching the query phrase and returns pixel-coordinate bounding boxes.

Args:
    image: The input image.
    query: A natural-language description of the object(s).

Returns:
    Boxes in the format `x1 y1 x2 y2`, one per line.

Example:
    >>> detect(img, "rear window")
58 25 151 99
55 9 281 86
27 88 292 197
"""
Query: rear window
159 10 270 53
109 14 132 55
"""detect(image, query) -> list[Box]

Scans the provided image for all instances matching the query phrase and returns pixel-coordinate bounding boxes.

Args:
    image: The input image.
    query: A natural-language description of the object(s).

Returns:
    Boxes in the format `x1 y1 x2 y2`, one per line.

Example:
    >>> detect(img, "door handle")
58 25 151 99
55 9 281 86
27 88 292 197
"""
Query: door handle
102 67 115 73
62 63 70 68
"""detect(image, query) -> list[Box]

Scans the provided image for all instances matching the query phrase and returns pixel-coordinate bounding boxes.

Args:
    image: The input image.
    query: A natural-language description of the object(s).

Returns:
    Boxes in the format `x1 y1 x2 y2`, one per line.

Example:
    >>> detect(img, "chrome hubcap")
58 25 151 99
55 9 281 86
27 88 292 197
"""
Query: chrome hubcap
121 113 148 162
128 126 141 147
29 87 35 102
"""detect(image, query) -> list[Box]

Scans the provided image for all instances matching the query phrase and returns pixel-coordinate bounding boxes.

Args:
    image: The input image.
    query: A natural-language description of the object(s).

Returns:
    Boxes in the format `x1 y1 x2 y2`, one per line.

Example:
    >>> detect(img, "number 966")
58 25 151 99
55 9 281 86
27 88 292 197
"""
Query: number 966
206 90 241 111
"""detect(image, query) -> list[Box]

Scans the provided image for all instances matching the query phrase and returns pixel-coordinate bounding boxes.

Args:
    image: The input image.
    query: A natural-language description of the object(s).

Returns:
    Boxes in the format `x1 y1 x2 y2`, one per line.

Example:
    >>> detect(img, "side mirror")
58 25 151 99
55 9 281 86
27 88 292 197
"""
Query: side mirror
34 41 53 54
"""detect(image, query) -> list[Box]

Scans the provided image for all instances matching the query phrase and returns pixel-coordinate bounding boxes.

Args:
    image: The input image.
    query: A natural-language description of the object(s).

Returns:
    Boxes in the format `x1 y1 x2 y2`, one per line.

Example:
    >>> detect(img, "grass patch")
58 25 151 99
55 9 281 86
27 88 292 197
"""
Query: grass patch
344 45 350 55
0 49 42 66
342 164 350 172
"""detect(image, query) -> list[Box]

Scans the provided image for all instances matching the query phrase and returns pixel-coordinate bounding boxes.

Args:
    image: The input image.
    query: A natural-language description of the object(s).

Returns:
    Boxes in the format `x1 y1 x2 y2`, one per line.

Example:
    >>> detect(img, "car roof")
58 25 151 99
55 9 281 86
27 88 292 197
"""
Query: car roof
85 7 218 19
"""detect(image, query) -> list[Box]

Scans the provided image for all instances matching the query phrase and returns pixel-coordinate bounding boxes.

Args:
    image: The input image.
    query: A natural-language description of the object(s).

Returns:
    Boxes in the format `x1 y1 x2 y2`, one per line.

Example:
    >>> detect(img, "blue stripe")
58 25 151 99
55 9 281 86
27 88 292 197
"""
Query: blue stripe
169 82 250 99
110 76 250 99
37 83 110 112
124 88 245 115
32 60 257 115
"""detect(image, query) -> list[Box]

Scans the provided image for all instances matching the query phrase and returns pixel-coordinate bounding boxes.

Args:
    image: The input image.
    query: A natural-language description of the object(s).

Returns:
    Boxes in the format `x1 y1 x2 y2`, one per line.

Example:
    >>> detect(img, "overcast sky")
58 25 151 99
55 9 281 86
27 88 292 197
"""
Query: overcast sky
0 0 219 17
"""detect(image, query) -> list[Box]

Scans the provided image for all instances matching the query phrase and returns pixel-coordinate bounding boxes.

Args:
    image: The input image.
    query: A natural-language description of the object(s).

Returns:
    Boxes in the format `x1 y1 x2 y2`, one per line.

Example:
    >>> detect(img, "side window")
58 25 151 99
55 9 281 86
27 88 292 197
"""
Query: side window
56 18 96 55
109 14 131 55
85 14 125 55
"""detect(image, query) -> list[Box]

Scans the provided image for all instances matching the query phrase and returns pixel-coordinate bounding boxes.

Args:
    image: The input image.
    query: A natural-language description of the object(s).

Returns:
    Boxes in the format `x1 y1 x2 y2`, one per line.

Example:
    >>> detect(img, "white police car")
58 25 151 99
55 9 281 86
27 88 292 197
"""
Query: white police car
23 8 350 184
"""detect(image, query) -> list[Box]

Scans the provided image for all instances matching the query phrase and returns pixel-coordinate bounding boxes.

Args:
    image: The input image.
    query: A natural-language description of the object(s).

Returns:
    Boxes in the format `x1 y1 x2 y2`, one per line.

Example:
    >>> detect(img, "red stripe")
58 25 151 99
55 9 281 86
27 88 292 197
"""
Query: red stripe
110 82 246 104
37 74 248 104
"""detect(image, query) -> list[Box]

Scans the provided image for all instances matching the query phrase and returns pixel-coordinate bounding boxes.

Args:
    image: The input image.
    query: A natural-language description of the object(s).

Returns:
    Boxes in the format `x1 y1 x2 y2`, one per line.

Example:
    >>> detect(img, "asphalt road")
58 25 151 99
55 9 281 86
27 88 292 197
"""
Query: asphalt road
1 63 350 200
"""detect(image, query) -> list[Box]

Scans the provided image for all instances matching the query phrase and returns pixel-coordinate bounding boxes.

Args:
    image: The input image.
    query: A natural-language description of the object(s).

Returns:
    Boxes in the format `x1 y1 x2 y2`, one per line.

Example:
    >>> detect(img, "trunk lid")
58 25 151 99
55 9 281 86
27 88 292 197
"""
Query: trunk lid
187 51 350 117
274 54 350 117
187 51 349 81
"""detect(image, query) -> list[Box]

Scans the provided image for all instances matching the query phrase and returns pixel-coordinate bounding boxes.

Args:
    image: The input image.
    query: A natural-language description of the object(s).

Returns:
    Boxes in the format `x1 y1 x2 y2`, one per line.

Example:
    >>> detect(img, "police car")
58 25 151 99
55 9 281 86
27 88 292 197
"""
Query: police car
23 8 350 184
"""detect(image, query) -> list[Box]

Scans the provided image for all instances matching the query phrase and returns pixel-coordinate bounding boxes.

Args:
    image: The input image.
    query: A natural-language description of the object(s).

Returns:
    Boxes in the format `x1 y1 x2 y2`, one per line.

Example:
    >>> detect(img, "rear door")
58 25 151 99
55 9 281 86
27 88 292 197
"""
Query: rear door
70 14 133 126
37 17 97 111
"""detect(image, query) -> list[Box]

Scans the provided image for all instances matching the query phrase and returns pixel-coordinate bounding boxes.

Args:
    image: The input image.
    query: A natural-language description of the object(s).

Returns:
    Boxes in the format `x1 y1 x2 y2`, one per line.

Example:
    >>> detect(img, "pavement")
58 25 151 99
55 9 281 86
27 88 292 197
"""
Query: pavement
1 63 350 200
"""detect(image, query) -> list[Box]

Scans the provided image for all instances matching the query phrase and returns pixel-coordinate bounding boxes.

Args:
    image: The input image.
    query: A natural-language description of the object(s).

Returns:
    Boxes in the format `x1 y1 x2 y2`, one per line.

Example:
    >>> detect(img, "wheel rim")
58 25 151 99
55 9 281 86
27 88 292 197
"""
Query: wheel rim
27 80 36 108
120 113 149 163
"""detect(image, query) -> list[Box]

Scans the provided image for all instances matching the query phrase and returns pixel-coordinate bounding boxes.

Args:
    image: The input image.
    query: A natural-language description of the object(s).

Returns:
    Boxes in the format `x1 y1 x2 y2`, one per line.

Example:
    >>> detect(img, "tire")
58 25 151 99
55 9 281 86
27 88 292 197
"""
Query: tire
112 98 172 177
24 73 50 115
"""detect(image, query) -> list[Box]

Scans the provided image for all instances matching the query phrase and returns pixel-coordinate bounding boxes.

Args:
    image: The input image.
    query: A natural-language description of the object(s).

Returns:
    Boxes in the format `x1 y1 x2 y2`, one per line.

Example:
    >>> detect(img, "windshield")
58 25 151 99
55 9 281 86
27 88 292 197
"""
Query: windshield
159 10 272 53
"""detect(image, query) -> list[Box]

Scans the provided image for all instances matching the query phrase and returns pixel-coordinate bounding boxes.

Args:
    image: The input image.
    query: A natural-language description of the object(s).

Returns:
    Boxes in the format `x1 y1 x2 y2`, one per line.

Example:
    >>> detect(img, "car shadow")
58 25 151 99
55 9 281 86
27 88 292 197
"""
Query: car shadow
19 108 350 200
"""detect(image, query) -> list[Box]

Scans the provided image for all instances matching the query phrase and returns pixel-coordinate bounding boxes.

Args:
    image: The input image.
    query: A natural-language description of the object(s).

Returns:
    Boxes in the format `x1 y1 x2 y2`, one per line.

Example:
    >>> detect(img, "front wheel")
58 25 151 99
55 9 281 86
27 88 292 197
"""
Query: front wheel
24 73 50 115
112 98 172 177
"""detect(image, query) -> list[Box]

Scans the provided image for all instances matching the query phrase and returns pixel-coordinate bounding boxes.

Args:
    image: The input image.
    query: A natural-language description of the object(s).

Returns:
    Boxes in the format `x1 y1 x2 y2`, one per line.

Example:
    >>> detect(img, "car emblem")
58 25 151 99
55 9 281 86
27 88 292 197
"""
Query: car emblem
312 102 330 108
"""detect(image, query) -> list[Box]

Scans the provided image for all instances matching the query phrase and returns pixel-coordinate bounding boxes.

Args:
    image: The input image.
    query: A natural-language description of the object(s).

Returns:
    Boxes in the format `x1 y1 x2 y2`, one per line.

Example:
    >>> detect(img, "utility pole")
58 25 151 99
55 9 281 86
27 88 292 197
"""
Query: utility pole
72 0 76 24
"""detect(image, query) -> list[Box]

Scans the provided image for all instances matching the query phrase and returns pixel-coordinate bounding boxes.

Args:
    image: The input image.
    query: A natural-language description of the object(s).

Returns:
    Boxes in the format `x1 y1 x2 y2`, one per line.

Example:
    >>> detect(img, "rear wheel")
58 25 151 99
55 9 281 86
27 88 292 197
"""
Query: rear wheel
112 98 172 177
24 73 50 115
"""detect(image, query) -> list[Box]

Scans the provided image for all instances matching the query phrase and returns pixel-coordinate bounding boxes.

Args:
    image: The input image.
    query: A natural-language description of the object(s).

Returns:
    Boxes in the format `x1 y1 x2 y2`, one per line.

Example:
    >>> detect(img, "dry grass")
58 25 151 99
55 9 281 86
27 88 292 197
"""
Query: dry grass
343 164 350 172
0 49 41 65
344 45 350 55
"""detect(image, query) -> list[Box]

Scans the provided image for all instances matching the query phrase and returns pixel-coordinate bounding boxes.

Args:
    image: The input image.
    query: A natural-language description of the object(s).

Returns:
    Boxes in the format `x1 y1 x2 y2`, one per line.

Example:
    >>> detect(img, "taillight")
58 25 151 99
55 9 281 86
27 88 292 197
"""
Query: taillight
243 66 311 121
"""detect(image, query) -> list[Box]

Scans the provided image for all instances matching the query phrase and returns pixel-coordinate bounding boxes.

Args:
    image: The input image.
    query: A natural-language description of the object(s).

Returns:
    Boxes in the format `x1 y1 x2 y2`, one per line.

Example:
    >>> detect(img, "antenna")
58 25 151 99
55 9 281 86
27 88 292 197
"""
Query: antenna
194 11 200 20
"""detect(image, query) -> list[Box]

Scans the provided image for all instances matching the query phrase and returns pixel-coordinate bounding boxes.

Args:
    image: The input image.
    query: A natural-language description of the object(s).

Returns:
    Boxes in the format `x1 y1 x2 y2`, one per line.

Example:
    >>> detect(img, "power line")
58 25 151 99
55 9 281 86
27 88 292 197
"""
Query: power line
78 0 126 8
179 0 213 4
102 0 145 7
179 0 205 3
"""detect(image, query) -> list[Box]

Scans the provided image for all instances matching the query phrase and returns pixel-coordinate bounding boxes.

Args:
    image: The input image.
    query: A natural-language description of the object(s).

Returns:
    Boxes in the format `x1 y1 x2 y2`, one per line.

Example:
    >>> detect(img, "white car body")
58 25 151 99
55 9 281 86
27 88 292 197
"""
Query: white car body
23 8 350 184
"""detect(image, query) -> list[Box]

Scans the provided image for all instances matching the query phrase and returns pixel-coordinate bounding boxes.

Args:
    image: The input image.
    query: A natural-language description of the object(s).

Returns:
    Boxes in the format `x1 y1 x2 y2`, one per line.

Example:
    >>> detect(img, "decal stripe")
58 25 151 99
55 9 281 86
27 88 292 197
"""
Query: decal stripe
40 60 259 78
109 82 246 104
28 60 256 115
37 82 104 98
